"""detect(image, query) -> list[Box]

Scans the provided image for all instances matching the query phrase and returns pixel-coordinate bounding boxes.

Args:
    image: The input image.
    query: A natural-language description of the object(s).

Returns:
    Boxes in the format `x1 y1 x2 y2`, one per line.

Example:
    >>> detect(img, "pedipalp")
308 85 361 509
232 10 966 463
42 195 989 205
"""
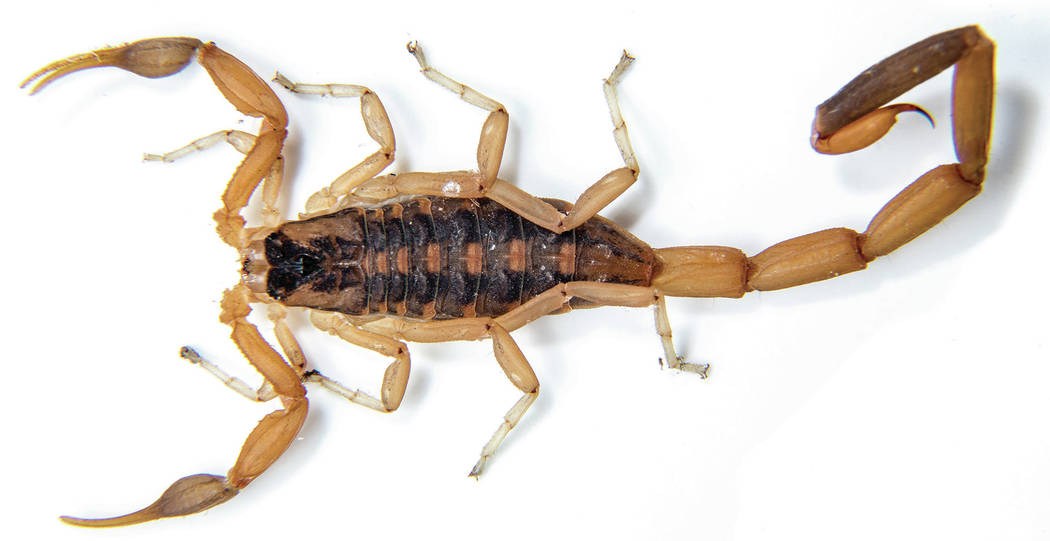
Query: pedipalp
27 37 301 527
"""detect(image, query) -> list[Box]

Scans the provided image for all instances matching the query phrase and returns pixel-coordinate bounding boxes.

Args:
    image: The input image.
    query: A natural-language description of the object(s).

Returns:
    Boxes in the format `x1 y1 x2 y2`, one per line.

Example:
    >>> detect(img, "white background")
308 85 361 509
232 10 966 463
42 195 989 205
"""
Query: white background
3 1 1047 539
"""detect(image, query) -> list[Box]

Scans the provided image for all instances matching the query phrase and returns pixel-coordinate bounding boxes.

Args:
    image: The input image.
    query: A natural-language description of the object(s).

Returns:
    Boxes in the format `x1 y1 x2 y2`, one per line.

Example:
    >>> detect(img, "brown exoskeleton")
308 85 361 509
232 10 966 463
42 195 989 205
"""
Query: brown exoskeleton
23 26 993 526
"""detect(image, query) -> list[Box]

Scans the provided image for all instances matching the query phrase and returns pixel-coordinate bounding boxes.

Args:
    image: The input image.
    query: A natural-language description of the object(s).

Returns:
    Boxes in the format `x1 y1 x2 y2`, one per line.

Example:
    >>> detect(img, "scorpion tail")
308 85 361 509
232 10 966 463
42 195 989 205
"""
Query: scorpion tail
651 27 993 299
652 246 751 299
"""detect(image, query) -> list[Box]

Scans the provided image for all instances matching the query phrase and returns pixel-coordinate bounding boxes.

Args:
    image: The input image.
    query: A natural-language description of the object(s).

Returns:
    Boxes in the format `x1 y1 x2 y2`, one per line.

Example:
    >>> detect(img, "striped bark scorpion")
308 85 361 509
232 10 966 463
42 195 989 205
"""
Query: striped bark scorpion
23 25 994 527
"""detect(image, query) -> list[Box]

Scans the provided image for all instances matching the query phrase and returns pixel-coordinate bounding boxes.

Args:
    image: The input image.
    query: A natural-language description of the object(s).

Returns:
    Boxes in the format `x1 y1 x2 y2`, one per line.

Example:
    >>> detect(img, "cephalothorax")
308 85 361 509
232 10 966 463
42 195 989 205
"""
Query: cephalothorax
23 26 993 526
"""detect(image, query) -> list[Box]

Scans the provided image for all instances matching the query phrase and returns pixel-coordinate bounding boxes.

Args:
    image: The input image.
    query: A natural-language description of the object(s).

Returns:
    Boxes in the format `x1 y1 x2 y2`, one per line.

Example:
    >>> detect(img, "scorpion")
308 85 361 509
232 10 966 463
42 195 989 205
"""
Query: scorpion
22 25 993 527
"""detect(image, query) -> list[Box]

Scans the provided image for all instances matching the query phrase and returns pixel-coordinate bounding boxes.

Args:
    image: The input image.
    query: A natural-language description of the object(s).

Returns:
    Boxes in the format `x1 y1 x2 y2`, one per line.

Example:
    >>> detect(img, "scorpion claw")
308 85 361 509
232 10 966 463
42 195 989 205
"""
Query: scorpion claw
22 37 202 95
59 474 238 528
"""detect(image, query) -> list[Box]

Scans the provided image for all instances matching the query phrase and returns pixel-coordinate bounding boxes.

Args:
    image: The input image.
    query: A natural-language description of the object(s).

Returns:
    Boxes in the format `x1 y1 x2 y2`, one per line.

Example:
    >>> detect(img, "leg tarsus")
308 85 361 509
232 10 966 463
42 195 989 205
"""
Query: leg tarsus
143 130 256 162
469 391 538 478
603 50 639 173
303 370 386 412
667 359 710 378
406 41 505 112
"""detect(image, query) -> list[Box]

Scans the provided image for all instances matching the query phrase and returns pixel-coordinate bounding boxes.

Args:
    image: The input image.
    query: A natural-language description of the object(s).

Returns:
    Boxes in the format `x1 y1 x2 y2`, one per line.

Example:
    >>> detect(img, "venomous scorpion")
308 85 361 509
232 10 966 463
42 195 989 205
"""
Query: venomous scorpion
23 26 993 526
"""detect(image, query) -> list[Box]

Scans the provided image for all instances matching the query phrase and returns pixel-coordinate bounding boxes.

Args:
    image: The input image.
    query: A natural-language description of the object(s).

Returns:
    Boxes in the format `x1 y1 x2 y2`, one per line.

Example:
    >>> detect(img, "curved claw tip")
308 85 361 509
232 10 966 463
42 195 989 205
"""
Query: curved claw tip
59 473 238 528
906 104 935 129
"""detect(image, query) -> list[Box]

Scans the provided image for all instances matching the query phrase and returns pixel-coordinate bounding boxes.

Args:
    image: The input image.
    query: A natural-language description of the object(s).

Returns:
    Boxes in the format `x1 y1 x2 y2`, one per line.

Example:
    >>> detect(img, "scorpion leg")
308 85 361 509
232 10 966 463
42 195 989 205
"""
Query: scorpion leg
498 282 707 375
654 295 709 376
308 311 411 413
144 130 286 227
175 303 308 402
471 324 539 478
405 44 639 234
364 280 692 474
406 40 508 185
554 51 639 231
178 346 278 402
60 286 308 527
271 74 396 214
144 129 257 161
178 298 396 417
358 316 539 477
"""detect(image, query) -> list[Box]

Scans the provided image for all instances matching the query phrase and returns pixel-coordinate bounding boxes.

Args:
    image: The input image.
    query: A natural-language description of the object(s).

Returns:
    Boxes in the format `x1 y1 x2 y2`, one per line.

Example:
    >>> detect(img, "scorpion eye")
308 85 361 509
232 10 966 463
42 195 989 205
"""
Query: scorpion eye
267 252 322 300
292 254 322 276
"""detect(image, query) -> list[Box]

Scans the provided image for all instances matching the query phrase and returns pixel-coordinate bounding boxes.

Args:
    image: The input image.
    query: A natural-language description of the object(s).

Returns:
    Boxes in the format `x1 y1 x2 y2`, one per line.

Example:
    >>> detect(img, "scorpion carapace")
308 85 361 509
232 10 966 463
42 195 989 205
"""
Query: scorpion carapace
24 25 993 526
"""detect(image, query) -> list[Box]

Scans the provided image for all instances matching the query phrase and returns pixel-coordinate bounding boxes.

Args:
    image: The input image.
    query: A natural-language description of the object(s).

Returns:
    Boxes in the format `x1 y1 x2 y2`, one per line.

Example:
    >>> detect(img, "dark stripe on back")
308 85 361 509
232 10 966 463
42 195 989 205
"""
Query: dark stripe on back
431 198 483 319
383 202 408 315
475 198 525 317
401 198 438 318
